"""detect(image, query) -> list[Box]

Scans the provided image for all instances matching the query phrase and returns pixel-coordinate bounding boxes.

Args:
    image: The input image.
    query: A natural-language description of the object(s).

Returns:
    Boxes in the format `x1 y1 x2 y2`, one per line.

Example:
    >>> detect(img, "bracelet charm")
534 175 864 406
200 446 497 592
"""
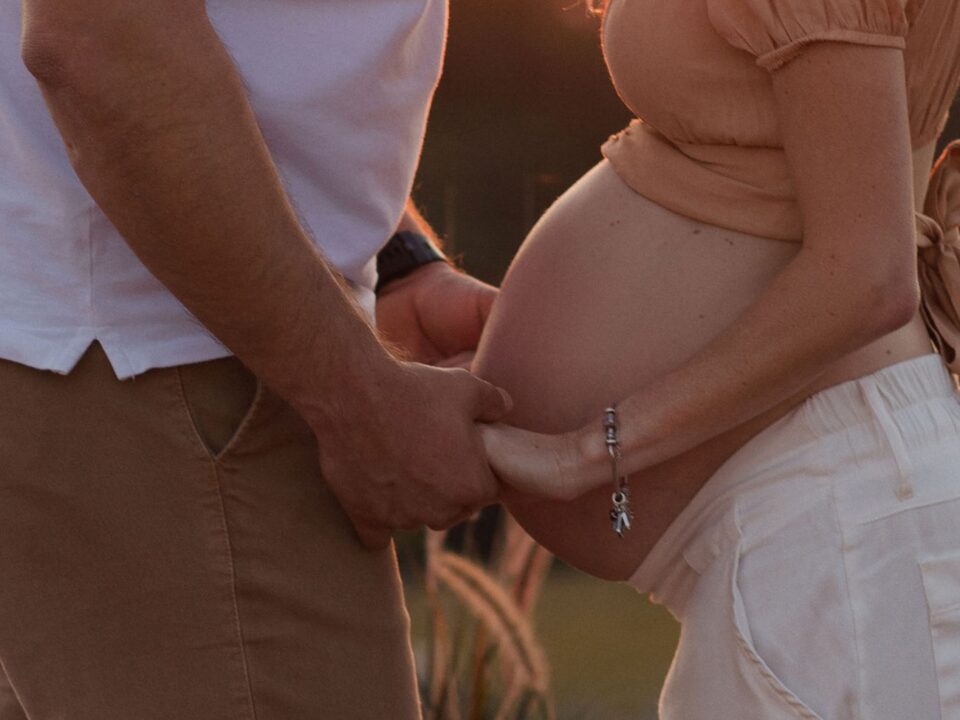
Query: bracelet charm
603 406 632 538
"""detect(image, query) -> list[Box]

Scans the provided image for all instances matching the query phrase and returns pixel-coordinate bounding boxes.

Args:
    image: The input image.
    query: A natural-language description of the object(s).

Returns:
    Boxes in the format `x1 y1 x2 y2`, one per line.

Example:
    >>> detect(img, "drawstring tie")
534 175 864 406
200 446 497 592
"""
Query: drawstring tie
859 376 915 501
916 140 960 374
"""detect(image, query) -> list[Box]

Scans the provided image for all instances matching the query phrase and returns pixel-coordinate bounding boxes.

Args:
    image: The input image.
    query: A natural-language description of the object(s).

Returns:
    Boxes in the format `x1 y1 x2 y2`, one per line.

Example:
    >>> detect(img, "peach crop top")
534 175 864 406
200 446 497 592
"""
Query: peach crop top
601 0 960 368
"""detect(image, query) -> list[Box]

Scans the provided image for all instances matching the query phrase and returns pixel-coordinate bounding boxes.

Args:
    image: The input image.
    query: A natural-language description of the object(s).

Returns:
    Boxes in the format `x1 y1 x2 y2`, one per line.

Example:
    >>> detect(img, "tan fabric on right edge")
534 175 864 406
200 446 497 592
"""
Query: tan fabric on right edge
0 344 422 720
918 142 960 371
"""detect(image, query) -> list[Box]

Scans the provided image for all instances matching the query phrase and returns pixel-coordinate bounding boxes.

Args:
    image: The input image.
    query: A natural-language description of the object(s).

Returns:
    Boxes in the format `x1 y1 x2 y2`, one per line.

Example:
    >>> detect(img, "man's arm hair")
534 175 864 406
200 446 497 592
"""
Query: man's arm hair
20 0 394 424
20 1 515 548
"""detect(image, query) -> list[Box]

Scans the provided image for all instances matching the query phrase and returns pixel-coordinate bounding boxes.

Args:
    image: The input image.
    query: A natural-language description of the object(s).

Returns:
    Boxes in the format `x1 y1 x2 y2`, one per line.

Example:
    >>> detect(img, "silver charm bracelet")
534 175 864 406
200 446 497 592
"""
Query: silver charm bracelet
603 406 632 538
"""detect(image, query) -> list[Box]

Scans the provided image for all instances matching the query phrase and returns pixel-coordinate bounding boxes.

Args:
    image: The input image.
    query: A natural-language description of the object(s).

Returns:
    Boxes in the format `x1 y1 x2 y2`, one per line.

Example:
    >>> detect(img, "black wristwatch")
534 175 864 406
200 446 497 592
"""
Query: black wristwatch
375 230 448 293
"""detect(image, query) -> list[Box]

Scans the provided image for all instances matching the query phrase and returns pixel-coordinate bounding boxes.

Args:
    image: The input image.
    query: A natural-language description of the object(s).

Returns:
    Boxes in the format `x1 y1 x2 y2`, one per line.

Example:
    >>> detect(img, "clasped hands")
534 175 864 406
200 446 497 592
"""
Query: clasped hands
313 261 593 549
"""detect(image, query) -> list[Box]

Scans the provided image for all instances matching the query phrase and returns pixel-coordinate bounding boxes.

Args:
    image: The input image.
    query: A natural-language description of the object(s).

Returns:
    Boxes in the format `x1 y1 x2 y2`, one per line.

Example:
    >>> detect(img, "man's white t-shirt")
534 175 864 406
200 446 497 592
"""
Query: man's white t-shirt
0 0 446 379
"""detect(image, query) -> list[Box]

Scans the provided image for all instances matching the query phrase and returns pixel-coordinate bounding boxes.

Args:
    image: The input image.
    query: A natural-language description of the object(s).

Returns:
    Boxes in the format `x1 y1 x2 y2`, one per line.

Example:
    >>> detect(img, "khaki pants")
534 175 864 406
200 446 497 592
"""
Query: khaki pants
0 343 421 719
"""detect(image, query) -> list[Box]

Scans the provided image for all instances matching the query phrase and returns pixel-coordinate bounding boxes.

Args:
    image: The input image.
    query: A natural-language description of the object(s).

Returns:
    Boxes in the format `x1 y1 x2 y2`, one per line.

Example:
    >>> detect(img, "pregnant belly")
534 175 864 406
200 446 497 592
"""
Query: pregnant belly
473 159 931 580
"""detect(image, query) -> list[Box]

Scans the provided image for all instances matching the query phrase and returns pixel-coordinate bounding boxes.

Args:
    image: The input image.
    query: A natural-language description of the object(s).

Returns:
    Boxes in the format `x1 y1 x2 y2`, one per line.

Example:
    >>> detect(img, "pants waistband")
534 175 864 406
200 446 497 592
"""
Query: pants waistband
795 353 956 437
629 353 959 595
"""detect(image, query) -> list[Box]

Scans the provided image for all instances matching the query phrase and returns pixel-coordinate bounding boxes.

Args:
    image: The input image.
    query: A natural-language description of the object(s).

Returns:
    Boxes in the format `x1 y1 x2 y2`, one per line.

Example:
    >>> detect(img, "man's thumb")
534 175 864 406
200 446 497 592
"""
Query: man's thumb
475 381 513 422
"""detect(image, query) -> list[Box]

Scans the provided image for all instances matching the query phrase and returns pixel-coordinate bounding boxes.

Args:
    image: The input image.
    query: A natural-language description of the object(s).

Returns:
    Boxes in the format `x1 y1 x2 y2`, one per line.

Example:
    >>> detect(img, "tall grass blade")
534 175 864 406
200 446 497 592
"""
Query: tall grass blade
431 550 550 694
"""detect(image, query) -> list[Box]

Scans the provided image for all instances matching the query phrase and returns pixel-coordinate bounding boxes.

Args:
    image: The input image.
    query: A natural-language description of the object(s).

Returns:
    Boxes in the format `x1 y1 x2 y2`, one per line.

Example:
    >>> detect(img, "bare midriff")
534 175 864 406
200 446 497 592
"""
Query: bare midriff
472 143 939 581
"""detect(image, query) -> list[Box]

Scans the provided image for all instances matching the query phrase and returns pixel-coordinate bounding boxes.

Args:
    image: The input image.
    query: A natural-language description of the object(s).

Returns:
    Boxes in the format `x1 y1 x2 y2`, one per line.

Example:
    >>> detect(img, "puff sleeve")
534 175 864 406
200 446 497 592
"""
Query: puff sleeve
707 0 917 71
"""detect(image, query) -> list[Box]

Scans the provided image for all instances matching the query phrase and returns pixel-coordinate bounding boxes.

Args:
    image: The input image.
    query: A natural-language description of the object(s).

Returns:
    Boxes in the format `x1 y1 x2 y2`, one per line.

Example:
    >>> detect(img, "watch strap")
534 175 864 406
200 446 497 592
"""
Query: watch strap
375 230 448 292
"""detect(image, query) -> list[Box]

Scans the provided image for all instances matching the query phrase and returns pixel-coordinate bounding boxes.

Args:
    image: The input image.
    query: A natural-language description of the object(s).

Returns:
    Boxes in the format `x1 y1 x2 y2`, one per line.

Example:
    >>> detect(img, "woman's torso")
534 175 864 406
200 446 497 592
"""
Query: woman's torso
473 0 960 580
475 160 932 580
600 0 960 240
603 0 958 148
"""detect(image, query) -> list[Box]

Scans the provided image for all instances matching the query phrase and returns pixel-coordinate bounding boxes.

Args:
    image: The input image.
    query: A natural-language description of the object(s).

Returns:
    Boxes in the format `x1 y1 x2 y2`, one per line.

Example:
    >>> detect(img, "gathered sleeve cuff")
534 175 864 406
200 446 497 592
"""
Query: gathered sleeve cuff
707 0 919 70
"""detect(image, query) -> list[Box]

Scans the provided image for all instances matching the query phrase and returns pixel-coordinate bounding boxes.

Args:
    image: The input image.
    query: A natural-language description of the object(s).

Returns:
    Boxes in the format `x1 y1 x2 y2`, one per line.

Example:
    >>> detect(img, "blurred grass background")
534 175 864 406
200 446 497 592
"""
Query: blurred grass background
408 0 960 716
406 562 679 719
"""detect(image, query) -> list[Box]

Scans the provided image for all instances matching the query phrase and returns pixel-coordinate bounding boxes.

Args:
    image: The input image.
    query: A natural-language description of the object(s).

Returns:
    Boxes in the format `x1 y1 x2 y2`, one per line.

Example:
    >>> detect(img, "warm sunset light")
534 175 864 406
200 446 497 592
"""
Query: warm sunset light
4 1 959 719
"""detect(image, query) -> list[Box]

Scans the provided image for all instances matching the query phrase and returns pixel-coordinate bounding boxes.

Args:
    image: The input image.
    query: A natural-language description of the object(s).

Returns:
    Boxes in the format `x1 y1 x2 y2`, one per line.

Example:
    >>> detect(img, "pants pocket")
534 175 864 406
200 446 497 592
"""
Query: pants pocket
731 533 827 720
920 552 960 719
176 356 262 461
661 510 834 720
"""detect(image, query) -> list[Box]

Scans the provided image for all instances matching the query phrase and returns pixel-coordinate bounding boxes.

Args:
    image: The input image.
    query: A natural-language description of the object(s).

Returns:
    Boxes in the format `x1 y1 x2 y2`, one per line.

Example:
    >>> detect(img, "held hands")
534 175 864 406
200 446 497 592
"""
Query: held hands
363 258 610 535
308 358 512 549
480 423 599 502
302 257 500 549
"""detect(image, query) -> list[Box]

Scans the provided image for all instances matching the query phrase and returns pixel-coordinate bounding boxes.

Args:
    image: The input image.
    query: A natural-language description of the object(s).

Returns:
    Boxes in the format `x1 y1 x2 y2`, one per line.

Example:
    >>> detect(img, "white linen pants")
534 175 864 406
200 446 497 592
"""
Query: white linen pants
630 353 960 719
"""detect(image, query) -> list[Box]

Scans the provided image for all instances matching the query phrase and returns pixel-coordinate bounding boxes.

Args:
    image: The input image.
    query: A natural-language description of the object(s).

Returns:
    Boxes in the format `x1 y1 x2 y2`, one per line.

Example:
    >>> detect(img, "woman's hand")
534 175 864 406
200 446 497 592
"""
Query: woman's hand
480 423 606 501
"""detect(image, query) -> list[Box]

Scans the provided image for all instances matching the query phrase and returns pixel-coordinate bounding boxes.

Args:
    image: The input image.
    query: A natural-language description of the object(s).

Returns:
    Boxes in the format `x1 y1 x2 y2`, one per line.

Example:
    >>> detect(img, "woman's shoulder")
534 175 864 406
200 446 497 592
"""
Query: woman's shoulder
706 0 918 71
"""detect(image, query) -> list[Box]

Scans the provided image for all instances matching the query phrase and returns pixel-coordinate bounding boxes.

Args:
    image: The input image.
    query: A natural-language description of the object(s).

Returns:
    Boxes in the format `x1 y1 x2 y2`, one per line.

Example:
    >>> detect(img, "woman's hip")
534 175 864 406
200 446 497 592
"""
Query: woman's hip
638 353 960 719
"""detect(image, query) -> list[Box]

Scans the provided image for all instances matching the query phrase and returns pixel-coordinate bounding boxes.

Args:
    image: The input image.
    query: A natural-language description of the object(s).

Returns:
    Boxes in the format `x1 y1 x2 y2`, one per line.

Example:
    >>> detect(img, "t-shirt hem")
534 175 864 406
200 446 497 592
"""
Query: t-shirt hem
0 329 233 381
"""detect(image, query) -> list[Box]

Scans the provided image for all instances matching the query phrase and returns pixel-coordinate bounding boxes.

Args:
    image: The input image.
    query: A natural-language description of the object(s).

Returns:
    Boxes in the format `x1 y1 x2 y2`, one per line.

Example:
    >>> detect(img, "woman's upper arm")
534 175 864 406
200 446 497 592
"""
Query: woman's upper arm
706 0 915 70
770 42 918 306
705 0 919 294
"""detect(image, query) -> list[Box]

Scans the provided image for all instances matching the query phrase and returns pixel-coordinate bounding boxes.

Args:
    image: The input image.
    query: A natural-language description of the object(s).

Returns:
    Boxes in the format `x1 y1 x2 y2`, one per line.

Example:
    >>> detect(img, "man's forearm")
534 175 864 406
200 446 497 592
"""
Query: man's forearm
20 3 392 423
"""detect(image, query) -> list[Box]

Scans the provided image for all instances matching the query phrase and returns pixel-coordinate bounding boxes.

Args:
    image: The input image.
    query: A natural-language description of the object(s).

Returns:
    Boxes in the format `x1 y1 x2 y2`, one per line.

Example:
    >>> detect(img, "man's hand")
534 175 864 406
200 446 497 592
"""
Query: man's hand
21 4 508 551
307 358 512 549
376 262 498 368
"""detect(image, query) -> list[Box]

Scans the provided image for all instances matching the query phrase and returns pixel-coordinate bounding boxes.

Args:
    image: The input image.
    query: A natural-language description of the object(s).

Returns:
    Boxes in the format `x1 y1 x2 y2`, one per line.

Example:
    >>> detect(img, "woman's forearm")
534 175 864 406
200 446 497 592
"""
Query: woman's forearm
562 44 922 494
570 248 919 489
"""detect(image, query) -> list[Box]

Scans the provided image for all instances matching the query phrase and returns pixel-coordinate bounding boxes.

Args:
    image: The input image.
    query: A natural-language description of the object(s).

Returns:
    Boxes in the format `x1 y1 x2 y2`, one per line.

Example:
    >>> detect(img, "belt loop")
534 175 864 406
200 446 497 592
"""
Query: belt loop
859 376 915 501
